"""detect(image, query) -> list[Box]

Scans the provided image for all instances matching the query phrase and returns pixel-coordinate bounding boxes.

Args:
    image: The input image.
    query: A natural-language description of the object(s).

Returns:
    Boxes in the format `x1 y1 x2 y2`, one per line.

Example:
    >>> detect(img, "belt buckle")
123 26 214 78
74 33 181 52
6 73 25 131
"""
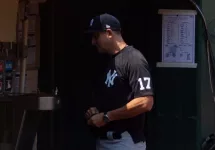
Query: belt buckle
106 131 114 140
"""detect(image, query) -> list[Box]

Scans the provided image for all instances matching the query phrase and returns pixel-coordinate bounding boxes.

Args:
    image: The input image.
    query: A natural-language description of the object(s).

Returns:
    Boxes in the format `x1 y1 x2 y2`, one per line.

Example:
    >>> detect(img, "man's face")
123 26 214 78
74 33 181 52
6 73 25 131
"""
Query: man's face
91 30 113 53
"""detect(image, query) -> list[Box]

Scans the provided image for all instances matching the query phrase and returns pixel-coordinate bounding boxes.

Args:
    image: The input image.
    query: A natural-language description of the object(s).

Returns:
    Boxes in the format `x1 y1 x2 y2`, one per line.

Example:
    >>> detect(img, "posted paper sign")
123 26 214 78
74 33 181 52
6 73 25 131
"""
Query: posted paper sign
160 9 196 63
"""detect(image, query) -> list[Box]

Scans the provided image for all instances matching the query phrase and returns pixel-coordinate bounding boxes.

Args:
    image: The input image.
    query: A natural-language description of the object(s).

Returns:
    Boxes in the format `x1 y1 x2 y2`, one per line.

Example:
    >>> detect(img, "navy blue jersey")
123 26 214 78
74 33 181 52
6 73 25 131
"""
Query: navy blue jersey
93 46 154 143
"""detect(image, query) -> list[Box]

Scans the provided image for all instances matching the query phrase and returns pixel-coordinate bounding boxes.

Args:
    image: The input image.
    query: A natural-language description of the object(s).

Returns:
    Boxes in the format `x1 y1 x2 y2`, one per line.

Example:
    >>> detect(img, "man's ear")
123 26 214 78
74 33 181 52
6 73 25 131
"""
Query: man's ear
106 29 113 39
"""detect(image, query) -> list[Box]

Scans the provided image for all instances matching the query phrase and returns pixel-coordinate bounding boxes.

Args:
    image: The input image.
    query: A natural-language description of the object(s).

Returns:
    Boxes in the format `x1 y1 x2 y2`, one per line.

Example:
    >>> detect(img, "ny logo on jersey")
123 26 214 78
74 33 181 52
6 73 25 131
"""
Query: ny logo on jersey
105 69 118 87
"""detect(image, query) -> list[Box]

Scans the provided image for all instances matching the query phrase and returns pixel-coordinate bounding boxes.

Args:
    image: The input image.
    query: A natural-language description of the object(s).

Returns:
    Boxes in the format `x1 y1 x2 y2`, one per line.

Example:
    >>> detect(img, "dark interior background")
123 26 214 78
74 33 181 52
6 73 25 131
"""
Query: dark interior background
38 0 198 150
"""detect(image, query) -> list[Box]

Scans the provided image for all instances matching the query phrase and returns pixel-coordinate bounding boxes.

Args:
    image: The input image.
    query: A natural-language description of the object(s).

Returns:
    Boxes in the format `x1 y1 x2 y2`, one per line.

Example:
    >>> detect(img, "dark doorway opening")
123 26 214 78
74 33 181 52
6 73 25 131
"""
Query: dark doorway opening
39 0 194 150
53 2 160 149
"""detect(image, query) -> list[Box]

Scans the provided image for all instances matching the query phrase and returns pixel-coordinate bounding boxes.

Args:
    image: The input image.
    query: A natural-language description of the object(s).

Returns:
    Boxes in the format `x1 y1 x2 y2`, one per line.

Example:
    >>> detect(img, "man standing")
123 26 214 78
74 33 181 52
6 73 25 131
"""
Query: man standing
85 13 154 150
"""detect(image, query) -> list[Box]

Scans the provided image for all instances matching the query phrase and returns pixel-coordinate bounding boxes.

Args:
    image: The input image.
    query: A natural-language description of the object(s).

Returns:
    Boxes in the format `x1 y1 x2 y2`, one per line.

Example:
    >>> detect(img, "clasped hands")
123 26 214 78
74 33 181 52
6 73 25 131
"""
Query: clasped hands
85 107 106 128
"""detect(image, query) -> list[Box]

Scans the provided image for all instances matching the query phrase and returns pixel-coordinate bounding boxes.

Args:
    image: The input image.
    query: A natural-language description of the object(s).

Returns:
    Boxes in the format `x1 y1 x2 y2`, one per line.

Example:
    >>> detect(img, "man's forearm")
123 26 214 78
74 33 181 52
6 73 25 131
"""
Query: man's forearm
107 96 154 121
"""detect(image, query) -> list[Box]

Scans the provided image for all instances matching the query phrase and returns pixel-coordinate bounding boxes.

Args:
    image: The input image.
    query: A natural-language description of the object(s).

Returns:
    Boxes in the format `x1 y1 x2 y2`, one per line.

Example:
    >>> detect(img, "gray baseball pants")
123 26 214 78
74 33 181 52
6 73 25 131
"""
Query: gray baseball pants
96 131 146 150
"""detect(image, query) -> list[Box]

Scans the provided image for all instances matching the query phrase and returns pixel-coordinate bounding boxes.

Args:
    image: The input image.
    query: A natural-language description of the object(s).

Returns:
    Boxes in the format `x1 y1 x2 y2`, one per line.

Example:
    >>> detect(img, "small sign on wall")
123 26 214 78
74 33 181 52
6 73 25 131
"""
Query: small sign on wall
156 9 198 68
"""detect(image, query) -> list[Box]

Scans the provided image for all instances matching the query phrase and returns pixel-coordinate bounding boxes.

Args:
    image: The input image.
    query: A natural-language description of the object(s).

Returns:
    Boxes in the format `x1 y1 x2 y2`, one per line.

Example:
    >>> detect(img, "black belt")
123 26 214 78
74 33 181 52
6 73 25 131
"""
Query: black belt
99 131 122 140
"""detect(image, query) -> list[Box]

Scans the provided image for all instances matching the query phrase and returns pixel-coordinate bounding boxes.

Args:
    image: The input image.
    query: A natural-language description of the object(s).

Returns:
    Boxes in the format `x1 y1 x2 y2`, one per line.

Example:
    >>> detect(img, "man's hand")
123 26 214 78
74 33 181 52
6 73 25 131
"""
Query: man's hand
85 107 99 120
87 113 106 128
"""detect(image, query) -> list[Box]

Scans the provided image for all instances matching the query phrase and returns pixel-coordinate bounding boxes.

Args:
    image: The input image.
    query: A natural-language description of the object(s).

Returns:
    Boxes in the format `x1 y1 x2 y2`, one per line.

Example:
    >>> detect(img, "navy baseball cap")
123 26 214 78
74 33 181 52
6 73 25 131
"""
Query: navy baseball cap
86 13 121 33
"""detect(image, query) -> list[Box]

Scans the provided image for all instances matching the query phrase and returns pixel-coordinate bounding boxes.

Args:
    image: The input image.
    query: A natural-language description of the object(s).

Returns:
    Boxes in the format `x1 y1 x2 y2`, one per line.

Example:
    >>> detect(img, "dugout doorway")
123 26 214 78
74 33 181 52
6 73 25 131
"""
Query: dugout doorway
39 0 196 150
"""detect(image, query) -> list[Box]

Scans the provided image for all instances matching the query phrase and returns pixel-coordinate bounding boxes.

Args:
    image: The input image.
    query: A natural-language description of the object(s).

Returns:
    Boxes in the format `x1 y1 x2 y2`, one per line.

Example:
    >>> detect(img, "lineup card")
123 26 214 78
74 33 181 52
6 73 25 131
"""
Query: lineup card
159 9 197 63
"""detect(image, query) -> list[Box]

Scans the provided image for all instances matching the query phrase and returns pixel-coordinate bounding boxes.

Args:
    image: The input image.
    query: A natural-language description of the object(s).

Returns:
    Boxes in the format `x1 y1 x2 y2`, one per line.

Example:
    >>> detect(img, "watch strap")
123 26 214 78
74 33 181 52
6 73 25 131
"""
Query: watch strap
103 112 110 123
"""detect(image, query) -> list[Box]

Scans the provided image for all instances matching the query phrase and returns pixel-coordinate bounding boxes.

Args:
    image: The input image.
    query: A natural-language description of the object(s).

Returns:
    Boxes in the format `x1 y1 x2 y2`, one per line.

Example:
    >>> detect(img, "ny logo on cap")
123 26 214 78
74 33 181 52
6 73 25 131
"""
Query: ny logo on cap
106 24 110 29
90 19 94 26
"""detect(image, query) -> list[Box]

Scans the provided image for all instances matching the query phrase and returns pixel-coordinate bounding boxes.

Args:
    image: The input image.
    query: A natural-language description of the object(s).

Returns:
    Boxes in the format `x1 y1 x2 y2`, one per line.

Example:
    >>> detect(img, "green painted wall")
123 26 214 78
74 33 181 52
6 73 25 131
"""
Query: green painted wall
198 0 215 140
146 1 202 150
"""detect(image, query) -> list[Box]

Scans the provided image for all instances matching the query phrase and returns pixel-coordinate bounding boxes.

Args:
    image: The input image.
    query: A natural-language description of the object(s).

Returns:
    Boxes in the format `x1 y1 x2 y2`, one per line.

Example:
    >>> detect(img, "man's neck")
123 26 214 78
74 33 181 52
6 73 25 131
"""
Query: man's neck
112 42 127 55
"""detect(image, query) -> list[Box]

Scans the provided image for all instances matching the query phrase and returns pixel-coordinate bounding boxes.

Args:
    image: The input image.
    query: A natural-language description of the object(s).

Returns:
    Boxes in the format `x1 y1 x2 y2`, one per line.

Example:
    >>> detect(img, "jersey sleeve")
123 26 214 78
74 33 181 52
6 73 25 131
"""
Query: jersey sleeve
127 55 154 98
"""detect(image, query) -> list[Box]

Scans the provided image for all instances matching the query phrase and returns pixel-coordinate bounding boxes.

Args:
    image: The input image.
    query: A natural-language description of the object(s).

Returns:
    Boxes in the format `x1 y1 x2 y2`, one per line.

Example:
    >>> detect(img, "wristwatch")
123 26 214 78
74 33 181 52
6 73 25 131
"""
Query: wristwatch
103 112 110 123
